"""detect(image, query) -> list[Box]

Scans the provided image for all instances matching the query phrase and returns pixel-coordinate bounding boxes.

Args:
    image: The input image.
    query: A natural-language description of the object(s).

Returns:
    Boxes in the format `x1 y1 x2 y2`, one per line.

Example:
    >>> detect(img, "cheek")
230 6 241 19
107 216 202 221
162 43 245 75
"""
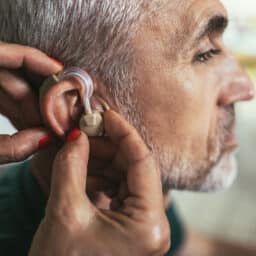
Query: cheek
189 67 223 157
136 67 217 160
173 70 219 157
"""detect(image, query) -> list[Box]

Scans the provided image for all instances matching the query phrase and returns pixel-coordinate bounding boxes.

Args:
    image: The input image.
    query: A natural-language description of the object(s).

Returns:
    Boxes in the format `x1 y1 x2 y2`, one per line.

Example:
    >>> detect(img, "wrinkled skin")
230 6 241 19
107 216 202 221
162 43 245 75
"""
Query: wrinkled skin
0 0 255 255
0 42 62 164
0 42 170 256
0 44 170 255
29 111 170 256
32 0 255 195
132 0 254 191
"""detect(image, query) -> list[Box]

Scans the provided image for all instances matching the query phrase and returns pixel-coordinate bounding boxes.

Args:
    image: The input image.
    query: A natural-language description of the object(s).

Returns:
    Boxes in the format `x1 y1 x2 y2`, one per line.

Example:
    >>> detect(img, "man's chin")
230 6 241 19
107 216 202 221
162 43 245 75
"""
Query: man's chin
199 152 238 192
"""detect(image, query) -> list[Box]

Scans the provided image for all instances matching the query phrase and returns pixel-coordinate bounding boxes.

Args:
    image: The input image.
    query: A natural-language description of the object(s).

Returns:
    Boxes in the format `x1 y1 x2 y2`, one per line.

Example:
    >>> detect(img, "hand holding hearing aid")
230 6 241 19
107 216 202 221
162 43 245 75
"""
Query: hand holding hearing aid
37 66 115 197
30 66 170 256
29 108 170 256
0 42 63 164
33 66 117 199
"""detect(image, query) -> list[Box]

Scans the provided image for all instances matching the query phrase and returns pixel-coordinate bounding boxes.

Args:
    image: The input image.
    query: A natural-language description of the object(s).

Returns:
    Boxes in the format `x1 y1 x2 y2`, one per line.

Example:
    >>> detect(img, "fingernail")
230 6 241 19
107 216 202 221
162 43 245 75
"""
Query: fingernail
66 128 81 143
50 57 64 69
38 135 53 149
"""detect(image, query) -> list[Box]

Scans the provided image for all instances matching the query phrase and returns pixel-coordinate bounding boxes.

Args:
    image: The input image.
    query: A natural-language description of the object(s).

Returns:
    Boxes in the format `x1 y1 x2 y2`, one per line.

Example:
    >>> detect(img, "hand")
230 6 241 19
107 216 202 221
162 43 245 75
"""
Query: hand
29 110 170 256
0 42 63 164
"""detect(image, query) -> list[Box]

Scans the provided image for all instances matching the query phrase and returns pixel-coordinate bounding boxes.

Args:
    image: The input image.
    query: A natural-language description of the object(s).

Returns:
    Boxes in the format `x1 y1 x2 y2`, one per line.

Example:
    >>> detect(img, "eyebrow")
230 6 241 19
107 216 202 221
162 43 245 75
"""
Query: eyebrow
196 15 229 41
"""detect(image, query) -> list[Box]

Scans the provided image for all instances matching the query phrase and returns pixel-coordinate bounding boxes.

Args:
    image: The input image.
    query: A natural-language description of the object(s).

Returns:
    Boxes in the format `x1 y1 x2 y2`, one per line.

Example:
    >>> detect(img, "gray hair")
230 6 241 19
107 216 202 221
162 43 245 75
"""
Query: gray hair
0 0 148 110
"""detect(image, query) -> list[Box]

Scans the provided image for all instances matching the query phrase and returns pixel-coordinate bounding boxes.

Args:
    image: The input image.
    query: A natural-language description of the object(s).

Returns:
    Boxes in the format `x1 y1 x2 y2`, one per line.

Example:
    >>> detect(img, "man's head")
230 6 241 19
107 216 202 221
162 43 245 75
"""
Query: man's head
0 0 254 192
134 0 254 192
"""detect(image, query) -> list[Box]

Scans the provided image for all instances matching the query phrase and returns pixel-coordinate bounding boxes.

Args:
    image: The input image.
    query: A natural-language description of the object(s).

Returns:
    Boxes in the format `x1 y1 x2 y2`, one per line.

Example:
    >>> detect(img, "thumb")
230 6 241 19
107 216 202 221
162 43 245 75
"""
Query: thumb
104 110 162 201
49 129 91 211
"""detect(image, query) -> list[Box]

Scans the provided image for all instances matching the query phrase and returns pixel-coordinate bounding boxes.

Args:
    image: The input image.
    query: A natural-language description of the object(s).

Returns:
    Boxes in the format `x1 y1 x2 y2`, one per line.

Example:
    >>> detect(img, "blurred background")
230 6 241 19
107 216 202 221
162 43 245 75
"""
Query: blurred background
173 0 256 246
0 0 255 248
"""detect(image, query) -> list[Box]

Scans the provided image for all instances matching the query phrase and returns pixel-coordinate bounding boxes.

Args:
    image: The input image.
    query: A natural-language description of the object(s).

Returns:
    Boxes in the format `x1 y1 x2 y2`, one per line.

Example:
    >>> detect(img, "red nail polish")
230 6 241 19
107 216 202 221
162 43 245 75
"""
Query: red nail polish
38 135 53 149
66 128 81 143
50 57 64 69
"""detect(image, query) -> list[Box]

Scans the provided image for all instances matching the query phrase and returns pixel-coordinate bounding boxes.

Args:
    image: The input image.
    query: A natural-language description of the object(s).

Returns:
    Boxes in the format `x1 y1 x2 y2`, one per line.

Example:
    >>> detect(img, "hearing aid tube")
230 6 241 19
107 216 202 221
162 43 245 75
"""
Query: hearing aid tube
58 67 94 114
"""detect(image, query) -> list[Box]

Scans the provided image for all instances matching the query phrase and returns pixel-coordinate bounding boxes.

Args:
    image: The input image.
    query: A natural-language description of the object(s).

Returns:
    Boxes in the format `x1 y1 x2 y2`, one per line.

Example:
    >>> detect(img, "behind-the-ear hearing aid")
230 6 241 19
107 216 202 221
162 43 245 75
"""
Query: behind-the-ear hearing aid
40 67 107 137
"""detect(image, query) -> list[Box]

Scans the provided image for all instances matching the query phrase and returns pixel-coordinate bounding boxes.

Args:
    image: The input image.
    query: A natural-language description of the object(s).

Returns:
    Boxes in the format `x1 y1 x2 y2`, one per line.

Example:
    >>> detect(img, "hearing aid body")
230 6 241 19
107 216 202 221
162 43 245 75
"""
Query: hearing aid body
40 67 105 137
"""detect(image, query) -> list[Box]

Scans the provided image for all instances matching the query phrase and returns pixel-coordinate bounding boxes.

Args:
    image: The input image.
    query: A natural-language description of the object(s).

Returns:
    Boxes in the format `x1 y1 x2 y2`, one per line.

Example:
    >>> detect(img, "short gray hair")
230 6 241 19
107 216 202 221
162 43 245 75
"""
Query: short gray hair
0 0 147 107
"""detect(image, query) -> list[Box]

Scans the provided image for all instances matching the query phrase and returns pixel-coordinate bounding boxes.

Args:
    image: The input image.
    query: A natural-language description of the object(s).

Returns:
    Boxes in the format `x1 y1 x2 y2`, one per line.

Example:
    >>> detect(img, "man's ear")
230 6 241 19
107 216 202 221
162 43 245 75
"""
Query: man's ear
40 78 85 137
40 75 114 138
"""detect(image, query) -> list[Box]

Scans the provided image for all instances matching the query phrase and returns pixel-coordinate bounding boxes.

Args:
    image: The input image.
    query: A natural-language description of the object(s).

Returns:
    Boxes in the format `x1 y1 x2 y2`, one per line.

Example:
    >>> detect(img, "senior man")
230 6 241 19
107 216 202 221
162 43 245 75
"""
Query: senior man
0 0 256 255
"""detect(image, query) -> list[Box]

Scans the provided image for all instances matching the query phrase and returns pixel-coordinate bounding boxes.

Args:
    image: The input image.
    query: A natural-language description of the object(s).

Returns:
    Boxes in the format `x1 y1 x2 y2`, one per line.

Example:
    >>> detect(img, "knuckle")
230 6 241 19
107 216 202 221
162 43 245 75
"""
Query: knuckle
7 135 22 162
46 202 84 233
11 146 21 162
144 152 155 163
0 135 13 163
57 149 78 164
25 46 40 56
10 134 31 162
54 149 82 171
23 46 45 62
142 217 171 255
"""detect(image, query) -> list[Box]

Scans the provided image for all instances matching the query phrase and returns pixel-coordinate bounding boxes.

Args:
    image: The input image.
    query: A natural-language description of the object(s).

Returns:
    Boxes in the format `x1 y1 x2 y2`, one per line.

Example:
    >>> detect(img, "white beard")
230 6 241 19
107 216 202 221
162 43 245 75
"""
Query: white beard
120 100 237 193
198 153 238 192
153 144 238 193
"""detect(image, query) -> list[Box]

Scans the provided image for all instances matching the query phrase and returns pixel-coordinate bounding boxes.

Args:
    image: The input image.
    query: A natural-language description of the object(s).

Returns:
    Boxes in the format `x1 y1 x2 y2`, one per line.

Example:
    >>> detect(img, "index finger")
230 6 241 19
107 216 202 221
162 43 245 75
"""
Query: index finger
0 128 50 164
0 42 63 76
49 132 93 217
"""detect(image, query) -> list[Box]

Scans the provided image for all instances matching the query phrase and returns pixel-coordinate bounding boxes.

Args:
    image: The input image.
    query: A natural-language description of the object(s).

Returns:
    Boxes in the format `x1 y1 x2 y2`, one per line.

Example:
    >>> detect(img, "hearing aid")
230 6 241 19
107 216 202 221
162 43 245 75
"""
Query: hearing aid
40 67 106 137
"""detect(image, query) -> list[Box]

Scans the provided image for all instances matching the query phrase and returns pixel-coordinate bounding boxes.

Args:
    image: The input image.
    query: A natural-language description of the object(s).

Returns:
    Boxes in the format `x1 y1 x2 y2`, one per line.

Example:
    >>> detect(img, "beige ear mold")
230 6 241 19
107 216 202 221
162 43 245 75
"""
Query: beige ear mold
79 110 104 136
40 67 106 137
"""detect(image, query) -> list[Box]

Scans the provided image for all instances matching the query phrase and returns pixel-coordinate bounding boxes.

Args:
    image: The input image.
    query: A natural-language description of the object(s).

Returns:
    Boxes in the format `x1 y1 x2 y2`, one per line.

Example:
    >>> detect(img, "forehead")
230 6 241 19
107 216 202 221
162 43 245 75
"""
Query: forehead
140 0 227 56
147 0 227 40
149 0 226 17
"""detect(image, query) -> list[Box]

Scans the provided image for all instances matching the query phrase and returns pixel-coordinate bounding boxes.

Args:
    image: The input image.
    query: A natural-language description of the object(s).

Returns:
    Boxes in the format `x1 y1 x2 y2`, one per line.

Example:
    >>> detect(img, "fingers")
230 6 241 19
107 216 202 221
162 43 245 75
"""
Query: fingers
0 69 41 128
0 89 22 127
49 131 91 209
0 128 50 164
104 110 151 165
0 42 63 75
0 69 33 99
103 110 162 202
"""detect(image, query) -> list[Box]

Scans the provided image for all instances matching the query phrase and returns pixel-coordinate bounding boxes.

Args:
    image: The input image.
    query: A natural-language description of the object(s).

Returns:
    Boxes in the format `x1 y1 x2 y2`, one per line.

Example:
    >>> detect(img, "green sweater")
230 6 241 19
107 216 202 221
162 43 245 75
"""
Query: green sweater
0 161 184 256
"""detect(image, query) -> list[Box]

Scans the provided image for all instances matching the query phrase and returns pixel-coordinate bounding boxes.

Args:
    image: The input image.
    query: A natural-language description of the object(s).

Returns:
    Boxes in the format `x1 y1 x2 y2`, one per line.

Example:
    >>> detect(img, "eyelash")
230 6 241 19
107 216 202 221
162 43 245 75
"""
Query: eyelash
195 49 221 63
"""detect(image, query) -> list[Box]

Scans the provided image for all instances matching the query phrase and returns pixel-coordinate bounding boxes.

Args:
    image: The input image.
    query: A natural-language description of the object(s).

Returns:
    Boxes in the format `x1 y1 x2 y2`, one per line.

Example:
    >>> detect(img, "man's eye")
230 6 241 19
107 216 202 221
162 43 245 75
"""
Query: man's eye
194 49 221 63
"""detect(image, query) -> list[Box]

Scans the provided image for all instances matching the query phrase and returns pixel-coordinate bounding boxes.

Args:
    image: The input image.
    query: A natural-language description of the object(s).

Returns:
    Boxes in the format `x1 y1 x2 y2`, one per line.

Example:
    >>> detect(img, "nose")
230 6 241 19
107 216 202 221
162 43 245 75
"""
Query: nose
218 64 255 106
